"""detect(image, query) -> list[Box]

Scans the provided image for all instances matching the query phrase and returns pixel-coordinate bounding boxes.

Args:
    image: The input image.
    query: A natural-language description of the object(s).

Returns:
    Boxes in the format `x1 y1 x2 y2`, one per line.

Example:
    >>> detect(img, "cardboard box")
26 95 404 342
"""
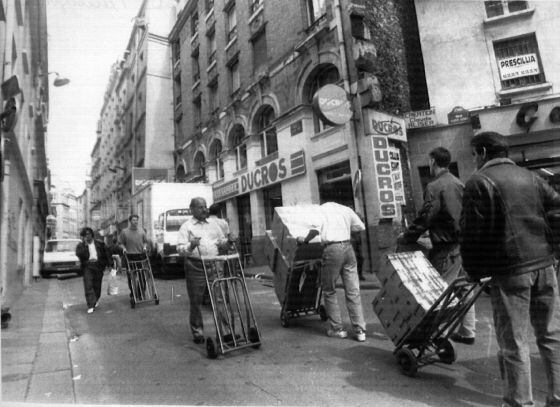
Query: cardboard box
373 251 453 345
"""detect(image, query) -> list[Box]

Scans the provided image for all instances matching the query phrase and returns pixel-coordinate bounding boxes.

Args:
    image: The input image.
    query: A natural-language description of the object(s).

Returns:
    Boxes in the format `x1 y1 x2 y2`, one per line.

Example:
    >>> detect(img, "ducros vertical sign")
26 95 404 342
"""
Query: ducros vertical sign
372 136 397 218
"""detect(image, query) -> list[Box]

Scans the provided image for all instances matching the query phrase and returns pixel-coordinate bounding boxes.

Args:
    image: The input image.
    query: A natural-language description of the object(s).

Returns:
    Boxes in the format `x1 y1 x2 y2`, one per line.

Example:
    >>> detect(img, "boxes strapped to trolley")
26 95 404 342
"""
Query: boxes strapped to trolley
373 251 489 377
123 252 160 309
264 205 328 327
197 246 262 359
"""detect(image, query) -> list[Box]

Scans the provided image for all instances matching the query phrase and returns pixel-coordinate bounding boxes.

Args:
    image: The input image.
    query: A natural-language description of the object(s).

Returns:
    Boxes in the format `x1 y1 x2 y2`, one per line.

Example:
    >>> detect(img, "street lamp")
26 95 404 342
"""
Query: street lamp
47 72 70 87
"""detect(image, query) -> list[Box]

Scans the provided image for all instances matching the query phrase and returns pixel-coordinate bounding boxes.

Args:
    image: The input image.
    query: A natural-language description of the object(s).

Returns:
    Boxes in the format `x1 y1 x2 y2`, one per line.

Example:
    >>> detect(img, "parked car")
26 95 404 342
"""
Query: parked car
41 239 82 278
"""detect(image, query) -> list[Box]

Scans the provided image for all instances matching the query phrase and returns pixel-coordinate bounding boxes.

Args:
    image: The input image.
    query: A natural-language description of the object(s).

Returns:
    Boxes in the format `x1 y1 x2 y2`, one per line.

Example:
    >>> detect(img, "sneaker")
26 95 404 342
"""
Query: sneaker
354 329 366 342
450 333 475 345
327 328 348 339
87 308 94 314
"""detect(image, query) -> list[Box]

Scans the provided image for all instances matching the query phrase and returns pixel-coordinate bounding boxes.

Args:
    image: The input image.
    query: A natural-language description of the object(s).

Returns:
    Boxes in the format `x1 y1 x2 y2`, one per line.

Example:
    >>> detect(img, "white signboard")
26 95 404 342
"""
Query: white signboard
372 136 398 219
498 53 540 81
364 109 407 142
403 108 437 129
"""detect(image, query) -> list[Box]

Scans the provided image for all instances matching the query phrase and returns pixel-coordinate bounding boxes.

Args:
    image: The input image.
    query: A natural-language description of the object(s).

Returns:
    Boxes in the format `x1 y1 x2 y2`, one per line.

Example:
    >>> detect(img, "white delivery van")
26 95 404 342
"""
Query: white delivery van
131 182 213 274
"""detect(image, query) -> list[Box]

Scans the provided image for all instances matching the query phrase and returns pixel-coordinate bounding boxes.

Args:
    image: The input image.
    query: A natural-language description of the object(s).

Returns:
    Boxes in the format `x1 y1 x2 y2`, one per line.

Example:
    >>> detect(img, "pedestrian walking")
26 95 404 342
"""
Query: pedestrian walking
461 131 560 407
297 201 367 341
177 197 232 344
398 147 475 344
119 214 149 298
76 227 110 314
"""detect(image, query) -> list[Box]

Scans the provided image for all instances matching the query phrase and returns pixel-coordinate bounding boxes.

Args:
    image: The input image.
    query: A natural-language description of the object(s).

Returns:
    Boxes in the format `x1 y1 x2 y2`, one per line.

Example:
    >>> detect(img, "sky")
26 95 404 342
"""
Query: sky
46 0 144 194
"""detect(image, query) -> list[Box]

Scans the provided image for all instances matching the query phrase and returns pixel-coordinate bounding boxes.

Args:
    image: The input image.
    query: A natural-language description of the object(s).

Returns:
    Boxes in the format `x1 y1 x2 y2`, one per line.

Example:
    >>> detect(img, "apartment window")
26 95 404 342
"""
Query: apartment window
15 0 23 26
230 61 240 94
307 0 326 25
494 34 545 90
306 64 340 133
192 55 200 83
256 105 277 157
205 0 214 14
230 124 247 171
193 97 202 126
172 41 181 63
351 14 370 40
209 83 219 114
252 31 267 74
191 12 199 37
249 0 263 16
226 6 237 43
193 151 206 180
485 1 528 18
208 34 217 65
209 139 224 180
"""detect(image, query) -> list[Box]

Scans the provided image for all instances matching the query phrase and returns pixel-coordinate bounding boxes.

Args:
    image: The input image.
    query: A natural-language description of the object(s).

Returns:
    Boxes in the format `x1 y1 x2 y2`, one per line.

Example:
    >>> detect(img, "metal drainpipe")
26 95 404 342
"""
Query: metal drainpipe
333 0 373 273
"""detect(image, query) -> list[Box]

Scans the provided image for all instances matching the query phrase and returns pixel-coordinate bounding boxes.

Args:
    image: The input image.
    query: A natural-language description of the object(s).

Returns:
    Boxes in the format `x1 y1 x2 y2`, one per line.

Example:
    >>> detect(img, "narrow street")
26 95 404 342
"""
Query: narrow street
2 267 554 406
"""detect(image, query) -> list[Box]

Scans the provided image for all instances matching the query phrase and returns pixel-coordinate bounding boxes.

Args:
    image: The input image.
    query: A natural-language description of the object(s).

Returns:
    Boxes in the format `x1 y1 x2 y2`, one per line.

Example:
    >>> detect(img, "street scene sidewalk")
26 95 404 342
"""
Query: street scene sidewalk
0 265 551 406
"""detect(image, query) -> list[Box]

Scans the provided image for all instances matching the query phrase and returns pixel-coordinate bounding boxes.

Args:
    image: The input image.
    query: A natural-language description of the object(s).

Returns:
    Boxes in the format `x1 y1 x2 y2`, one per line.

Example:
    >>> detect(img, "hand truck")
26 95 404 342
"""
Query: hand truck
392 276 490 377
198 247 262 359
123 252 160 309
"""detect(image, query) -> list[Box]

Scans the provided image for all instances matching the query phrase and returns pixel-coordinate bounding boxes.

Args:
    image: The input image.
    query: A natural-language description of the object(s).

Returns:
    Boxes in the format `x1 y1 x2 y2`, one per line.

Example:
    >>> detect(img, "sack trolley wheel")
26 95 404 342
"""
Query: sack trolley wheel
319 305 327 321
155 296 160 305
435 338 456 365
206 337 218 359
249 327 261 349
130 299 136 309
395 347 418 377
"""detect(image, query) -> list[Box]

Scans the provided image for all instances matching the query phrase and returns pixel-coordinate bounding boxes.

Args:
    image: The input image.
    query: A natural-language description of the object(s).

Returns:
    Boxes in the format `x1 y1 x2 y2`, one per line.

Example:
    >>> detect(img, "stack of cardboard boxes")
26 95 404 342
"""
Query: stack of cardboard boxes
373 251 452 345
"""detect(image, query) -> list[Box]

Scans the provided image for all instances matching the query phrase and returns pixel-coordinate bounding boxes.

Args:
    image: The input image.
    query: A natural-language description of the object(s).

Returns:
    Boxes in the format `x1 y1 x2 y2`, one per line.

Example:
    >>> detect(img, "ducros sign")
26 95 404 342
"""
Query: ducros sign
312 84 353 126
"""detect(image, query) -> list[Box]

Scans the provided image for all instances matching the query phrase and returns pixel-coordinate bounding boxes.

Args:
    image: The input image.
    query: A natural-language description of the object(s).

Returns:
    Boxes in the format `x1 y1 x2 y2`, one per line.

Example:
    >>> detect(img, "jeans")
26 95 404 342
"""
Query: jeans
185 258 232 339
491 265 560 407
321 242 366 332
83 262 103 308
430 244 476 338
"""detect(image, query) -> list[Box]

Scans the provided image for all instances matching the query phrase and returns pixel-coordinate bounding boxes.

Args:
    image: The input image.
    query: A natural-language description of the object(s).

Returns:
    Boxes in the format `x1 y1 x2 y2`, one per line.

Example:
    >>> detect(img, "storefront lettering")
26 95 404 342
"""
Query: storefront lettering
240 158 287 193
371 119 403 137
372 136 397 218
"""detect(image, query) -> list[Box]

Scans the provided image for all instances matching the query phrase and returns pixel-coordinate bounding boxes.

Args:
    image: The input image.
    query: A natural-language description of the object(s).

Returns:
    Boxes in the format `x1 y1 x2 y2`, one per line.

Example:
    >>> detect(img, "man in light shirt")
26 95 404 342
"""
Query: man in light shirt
297 201 367 341
177 197 230 344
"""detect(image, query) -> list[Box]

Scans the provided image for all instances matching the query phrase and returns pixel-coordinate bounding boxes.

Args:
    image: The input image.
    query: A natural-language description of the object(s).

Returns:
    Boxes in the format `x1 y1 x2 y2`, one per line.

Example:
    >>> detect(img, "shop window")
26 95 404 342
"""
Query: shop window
209 139 224 180
251 30 267 75
494 33 545 90
307 0 326 26
305 64 340 133
255 105 277 157
484 1 528 18
263 184 282 229
191 11 199 38
230 124 247 171
418 162 459 192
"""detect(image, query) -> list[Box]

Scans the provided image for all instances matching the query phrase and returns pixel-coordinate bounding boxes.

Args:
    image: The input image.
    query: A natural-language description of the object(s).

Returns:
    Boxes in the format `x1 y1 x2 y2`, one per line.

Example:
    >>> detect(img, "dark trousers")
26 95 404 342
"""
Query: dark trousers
83 262 104 308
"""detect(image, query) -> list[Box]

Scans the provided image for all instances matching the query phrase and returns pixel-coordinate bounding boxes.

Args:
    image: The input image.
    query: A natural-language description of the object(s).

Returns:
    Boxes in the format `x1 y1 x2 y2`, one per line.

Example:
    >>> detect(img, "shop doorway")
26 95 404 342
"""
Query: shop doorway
236 194 252 262
317 161 354 209
263 184 282 229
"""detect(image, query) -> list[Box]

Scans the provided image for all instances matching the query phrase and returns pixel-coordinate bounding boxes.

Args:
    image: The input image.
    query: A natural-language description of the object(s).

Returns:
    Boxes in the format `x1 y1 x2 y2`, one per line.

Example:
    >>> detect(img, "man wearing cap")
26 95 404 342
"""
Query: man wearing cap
461 131 560 407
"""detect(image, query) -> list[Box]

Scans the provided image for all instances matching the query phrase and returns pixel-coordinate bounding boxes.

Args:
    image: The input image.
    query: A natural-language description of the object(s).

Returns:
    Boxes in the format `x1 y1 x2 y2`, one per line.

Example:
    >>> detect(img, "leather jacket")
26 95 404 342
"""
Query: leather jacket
403 169 464 247
76 239 109 270
461 158 560 280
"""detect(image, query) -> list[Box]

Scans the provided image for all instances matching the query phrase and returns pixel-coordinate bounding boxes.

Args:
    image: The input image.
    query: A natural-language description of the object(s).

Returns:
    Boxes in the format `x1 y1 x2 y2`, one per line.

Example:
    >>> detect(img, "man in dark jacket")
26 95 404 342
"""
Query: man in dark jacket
399 147 475 343
76 227 110 314
461 131 560 407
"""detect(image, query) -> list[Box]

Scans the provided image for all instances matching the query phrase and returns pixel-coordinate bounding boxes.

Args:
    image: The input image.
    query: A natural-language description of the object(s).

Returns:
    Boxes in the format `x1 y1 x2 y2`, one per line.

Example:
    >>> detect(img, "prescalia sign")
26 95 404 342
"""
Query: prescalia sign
498 53 539 81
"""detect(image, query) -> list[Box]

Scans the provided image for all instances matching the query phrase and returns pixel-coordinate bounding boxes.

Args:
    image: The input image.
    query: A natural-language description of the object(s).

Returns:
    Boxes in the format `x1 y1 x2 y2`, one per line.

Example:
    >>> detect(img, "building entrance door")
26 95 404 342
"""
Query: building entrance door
236 194 252 262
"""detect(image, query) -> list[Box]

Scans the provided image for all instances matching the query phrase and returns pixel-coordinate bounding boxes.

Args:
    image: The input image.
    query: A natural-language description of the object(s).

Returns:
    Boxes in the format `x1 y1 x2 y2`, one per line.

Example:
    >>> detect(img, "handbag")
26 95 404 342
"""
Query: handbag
107 268 119 295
